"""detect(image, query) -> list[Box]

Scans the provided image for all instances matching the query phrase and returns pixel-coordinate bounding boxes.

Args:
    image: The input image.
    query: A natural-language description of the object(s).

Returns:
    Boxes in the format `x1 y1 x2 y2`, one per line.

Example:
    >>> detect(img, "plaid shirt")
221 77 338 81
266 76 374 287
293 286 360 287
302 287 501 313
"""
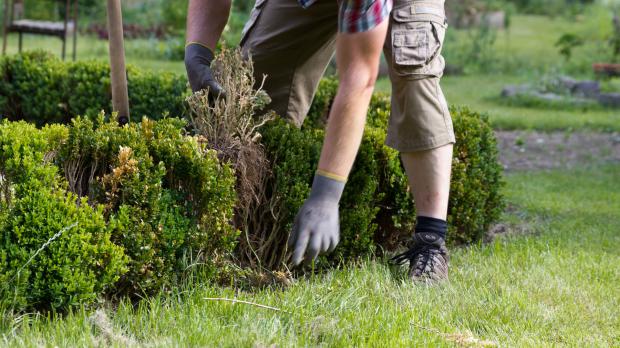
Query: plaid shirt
299 0 393 33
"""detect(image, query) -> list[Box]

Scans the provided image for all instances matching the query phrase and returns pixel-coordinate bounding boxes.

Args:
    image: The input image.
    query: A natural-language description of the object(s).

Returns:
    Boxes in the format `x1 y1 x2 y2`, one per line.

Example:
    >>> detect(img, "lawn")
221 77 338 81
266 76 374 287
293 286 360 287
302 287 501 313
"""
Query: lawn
376 74 620 132
2 164 618 347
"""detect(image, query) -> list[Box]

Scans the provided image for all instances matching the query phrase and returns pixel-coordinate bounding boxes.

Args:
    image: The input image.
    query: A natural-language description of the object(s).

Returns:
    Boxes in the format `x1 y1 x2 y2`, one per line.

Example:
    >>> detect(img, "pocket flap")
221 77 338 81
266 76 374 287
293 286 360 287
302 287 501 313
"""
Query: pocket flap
393 29 427 48
393 3 445 24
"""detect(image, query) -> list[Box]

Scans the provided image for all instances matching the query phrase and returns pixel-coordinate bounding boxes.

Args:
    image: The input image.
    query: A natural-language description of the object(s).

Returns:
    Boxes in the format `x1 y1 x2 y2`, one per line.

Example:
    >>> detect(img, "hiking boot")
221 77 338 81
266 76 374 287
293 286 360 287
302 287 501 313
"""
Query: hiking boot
390 232 449 283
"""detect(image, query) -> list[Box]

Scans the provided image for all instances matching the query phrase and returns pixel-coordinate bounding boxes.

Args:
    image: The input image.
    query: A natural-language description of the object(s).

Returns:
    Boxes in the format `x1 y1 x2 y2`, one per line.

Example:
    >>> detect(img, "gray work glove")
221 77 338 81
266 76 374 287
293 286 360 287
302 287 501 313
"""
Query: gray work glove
288 173 345 266
184 43 226 100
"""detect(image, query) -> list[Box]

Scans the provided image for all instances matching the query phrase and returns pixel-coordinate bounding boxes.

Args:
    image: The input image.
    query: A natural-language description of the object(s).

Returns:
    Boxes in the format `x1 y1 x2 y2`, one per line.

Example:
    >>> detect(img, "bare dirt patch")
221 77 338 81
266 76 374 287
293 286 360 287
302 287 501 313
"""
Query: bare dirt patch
495 130 620 172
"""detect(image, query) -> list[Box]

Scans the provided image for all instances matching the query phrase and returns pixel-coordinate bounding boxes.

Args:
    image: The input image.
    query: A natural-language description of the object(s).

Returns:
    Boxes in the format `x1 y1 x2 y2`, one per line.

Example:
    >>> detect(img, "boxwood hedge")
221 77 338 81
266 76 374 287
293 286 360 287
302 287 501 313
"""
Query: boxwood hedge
0 51 188 125
288 76 504 250
0 116 237 311
246 88 504 268
0 54 504 310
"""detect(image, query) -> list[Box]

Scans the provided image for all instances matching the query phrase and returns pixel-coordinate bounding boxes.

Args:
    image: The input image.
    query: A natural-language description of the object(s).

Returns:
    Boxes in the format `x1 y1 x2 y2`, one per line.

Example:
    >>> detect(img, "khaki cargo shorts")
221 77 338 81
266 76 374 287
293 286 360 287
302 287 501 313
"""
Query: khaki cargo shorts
241 0 455 152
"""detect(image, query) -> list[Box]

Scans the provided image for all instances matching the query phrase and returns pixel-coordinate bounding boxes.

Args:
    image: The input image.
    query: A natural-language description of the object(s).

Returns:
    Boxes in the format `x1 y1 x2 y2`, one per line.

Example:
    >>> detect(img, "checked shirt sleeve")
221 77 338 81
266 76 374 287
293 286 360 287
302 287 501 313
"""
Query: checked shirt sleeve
338 0 392 33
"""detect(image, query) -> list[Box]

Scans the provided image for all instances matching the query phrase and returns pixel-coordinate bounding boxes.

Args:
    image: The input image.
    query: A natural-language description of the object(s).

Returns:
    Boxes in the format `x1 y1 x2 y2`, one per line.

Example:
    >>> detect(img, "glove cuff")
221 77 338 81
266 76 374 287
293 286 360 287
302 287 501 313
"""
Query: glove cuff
309 172 346 204
185 42 215 64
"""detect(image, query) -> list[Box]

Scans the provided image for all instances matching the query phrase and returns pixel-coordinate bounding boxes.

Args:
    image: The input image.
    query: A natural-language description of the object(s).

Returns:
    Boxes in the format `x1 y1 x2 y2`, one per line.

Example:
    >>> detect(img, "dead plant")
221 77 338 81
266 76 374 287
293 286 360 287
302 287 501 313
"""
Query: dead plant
186 48 278 269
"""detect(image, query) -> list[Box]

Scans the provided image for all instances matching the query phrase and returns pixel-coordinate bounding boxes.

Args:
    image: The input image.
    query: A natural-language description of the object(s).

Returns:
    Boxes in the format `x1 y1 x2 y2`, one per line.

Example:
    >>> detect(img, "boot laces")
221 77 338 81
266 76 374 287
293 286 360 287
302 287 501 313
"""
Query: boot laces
390 242 444 275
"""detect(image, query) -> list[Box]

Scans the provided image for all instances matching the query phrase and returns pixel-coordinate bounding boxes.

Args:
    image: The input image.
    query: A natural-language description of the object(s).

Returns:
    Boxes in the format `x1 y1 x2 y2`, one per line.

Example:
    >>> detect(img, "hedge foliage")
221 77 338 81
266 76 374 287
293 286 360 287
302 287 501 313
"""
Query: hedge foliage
248 87 503 268
0 54 504 309
257 121 381 267
262 76 504 257
0 121 127 311
0 116 237 311
0 51 188 125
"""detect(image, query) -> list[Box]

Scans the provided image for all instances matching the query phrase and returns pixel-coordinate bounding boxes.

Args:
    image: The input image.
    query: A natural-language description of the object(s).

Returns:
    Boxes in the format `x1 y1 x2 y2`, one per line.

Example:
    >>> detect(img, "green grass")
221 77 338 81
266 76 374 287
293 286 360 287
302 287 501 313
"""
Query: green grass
376 74 620 132
374 6 620 132
5 8 619 132
1 33 186 75
442 74 620 131
2 164 618 347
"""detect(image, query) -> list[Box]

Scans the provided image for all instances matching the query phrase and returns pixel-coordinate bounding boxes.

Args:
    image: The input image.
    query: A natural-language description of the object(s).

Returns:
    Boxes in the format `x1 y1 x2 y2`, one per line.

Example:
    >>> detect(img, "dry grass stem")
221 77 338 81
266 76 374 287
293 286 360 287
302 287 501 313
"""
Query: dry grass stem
202 297 290 314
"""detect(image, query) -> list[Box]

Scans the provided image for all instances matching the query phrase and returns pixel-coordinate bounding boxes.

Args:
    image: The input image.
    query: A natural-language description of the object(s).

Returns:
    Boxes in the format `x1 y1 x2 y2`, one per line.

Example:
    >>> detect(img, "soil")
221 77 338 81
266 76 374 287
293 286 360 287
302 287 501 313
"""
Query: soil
495 130 620 172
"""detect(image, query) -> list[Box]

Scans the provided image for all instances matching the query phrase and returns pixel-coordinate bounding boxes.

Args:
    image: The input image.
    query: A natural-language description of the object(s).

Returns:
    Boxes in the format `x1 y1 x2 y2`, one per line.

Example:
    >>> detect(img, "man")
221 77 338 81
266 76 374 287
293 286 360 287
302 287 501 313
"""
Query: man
185 0 454 282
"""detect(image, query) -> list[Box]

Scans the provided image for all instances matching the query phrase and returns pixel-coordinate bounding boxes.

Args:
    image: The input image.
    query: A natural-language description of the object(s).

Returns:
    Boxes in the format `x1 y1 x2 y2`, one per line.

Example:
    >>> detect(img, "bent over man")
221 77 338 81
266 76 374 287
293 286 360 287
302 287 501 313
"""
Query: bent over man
185 0 454 282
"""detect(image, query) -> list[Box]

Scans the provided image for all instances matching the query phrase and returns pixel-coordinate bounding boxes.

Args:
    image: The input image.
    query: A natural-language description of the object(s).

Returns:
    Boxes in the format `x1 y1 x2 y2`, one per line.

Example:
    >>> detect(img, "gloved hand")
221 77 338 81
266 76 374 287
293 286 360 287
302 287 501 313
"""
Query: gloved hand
184 43 226 99
288 173 346 266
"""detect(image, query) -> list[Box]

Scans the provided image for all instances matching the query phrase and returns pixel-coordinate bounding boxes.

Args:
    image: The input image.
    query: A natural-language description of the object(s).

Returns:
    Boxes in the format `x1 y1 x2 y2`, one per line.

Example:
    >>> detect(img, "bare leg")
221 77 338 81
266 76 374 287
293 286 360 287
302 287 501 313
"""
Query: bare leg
401 143 453 220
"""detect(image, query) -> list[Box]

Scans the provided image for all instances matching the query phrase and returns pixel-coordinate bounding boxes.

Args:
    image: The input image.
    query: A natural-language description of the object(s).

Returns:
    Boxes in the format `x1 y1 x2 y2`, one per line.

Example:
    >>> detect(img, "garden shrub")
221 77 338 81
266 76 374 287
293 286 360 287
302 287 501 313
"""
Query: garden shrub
300 78 504 251
0 51 188 125
304 76 339 129
0 187 127 311
0 51 67 124
56 115 238 296
0 116 238 310
241 75 504 268
255 119 381 268
0 121 127 311
448 106 504 244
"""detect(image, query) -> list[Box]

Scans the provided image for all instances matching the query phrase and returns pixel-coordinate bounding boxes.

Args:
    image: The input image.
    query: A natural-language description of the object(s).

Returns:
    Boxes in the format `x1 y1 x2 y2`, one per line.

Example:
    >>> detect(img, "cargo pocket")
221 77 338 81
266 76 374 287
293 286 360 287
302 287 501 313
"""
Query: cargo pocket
240 0 268 47
390 3 446 76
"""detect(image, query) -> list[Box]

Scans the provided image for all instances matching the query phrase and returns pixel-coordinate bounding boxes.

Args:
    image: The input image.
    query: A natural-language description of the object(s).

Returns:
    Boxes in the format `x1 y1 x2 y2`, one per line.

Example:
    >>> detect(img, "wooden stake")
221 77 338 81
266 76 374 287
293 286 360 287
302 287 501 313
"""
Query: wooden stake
106 0 129 125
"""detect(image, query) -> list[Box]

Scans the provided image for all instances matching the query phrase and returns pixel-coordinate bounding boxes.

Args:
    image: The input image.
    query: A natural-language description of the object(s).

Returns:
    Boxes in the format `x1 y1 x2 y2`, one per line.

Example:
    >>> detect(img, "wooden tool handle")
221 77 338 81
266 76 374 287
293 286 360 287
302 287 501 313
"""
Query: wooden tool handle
106 0 129 125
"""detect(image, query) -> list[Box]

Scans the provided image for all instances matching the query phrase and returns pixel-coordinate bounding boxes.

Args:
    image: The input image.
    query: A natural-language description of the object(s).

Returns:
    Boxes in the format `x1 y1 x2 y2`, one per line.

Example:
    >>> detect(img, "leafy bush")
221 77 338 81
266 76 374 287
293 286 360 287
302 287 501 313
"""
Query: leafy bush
253 120 380 268
0 116 238 310
250 88 503 268
301 78 504 250
0 51 66 124
56 115 238 296
304 76 339 129
0 52 188 125
0 187 128 311
448 106 505 244
0 121 127 311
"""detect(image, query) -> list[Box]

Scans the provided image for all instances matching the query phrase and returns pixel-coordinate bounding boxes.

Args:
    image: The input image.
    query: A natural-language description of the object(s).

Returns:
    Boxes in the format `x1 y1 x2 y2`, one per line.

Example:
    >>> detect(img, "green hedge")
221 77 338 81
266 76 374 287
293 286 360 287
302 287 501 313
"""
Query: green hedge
292 76 504 249
0 51 188 125
256 121 381 268
0 121 127 311
0 56 504 309
0 116 237 311
248 85 503 268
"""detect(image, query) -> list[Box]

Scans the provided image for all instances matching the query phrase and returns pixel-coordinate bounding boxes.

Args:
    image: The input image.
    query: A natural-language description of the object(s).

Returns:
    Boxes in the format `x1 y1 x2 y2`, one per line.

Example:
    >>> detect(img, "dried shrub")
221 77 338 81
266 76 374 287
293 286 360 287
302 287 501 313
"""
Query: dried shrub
186 48 275 268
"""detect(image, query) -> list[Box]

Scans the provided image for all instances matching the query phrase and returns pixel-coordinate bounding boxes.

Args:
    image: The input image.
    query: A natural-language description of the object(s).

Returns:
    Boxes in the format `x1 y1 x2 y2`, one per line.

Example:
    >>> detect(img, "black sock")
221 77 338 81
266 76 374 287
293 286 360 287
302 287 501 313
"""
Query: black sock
415 216 447 240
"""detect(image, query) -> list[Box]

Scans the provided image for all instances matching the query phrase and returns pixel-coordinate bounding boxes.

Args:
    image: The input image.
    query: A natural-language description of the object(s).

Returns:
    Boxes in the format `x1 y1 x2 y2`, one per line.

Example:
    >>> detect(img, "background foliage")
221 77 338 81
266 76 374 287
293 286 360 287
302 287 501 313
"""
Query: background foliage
0 51 188 124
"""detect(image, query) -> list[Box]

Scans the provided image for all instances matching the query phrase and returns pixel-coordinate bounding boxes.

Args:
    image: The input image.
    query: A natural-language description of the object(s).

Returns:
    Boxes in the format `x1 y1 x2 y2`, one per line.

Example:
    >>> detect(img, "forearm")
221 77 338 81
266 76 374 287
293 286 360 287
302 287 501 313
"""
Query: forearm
318 78 374 178
186 0 232 50
317 20 388 178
